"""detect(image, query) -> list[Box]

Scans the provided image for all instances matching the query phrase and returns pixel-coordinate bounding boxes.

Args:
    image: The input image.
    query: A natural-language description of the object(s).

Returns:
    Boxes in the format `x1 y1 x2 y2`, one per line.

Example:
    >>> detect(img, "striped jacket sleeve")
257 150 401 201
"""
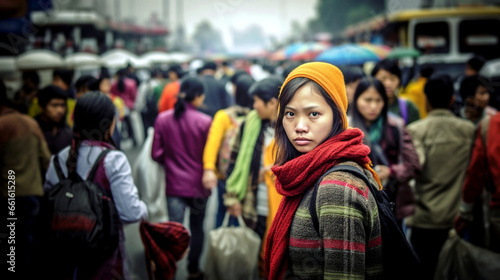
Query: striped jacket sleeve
316 171 383 279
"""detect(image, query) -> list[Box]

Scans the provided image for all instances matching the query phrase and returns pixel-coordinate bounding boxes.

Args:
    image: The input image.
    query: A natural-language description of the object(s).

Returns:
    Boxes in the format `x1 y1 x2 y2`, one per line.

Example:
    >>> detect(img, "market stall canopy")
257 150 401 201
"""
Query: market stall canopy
141 52 173 65
16 50 65 70
65 52 102 68
480 58 500 78
315 44 380 66
0 57 17 72
169 52 193 64
101 49 150 69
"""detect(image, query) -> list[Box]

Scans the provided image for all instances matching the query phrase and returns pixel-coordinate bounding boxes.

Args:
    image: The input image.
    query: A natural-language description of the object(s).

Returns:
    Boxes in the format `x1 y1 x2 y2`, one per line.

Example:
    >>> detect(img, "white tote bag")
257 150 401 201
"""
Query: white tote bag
205 213 261 280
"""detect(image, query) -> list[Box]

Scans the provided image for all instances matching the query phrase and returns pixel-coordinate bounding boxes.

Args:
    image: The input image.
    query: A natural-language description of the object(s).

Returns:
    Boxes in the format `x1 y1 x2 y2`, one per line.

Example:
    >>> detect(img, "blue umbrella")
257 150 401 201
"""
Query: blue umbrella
315 44 381 66
285 43 306 59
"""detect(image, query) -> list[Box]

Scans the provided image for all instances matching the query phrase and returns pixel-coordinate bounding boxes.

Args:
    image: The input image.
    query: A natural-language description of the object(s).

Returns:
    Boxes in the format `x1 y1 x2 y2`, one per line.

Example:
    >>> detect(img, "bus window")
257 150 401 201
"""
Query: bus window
459 19 500 59
414 21 450 54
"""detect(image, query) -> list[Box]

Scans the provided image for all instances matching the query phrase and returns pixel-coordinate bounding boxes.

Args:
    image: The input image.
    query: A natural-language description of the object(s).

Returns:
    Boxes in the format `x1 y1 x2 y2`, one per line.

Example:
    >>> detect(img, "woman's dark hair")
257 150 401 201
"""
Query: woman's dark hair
371 59 402 82
339 66 365 84
230 70 250 84
174 77 205 119
116 69 126 93
168 64 185 79
75 75 97 93
249 76 283 104
66 91 117 173
460 75 488 101
274 77 345 166
234 75 255 108
350 77 388 135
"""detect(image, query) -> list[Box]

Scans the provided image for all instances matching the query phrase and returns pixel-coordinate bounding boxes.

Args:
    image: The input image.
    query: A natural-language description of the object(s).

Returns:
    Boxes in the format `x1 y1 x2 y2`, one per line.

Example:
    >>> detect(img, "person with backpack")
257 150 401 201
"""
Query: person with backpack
202 73 254 228
406 75 475 279
349 77 421 221
151 77 212 280
265 62 420 280
372 59 420 125
42 91 148 279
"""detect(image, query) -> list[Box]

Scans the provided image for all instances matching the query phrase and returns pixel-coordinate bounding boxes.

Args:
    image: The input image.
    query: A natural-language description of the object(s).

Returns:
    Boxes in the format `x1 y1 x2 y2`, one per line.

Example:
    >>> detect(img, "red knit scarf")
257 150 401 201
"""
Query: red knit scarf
265 128 381 279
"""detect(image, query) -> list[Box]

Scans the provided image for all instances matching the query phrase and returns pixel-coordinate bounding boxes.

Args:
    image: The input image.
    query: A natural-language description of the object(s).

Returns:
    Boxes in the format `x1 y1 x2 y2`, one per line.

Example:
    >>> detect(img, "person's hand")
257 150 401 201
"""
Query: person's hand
228 203 242 217
454 214 470 238
202 169 218 190
375 165 391 181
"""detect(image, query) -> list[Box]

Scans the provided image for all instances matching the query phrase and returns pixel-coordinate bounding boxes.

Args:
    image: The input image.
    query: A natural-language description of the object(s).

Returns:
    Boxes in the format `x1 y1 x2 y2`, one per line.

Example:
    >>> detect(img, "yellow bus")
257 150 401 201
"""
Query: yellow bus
387 6 500 77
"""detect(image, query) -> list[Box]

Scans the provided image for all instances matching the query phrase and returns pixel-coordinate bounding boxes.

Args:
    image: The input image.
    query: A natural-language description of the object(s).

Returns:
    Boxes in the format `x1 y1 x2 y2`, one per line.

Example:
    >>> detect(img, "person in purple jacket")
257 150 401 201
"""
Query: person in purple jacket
43 92 148 279
152 77 212 280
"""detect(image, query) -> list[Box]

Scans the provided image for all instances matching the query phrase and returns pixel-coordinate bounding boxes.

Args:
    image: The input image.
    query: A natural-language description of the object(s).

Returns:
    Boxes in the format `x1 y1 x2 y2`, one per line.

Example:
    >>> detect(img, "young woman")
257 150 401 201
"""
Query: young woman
349 77 421 220
43 92 148 279
372 59 420 125
265 62 383 279
151 77 212 280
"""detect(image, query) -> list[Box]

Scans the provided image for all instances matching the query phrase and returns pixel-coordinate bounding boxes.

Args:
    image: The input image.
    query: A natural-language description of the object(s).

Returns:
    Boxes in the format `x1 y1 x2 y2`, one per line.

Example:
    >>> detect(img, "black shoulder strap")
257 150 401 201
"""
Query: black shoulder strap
87 149 113 181
52 153 65 181
310 165 373 233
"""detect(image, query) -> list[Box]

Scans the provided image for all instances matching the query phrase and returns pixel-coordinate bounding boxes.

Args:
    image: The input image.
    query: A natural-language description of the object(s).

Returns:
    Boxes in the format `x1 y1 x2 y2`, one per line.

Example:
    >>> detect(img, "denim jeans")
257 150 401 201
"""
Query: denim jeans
215 180 238 228
167 196 208 274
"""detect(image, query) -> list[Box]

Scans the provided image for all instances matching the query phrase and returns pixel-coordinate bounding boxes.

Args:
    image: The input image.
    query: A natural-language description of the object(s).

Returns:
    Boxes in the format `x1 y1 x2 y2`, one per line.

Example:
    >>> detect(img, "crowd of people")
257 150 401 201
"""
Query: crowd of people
0 54 499 279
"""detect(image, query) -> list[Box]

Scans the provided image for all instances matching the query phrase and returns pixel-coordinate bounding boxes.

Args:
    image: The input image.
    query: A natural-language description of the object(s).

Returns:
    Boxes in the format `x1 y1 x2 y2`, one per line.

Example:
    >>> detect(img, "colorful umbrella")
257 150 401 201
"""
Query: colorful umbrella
290 42 330 61
387 47 421 59
315 44 381 66
269 48 286 61
358 43 391 59
285 43 306 59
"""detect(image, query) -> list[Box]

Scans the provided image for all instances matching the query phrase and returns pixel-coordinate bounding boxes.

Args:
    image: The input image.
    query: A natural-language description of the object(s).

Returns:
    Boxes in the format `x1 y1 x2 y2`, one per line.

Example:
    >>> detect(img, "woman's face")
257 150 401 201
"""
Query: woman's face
283 83 334 154
356 86 385 123
100 78 111 94
474 85 490 108
375 69 400 99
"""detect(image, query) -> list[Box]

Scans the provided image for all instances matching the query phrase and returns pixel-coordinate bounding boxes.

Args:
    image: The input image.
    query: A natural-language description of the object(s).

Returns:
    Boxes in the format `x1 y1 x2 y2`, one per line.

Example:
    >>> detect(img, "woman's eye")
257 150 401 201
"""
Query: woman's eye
310 112 320 117
285 111 294 117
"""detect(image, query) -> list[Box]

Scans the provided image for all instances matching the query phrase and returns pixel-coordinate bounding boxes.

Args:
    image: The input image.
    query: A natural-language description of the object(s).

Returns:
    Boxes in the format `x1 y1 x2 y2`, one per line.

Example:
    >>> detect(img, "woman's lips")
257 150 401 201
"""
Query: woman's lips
295 139 312 146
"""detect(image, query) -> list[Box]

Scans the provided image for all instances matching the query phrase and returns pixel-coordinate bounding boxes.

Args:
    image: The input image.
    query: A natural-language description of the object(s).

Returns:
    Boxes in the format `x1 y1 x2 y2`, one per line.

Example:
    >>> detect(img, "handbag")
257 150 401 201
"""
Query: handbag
435 229 500 280
205 212 261 280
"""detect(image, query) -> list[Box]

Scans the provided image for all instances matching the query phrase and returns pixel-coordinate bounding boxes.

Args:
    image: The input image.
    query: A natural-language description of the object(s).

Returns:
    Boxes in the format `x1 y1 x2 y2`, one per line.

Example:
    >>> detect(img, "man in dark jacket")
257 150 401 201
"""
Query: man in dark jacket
35 85 73 154
199 61 233 117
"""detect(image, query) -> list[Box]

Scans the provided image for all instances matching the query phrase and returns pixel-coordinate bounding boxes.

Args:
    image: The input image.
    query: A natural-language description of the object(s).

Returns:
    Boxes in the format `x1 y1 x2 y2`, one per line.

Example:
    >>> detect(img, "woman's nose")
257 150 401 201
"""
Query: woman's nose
295 117 308 133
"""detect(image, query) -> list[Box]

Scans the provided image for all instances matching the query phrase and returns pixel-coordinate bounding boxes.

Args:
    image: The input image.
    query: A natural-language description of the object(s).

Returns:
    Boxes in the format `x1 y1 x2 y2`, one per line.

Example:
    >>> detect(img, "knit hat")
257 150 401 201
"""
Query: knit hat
279 62 348 129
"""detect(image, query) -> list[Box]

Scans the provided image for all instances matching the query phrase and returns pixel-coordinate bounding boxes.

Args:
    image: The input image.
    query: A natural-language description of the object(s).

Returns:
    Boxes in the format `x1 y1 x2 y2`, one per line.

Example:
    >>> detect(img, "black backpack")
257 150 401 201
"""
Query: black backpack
45 149 120 258
310 165 421 279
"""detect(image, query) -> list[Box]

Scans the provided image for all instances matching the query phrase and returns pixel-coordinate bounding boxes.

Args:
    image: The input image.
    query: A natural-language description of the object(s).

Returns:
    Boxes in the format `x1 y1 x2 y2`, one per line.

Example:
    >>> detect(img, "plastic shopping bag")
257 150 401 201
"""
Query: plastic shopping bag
434 229 500 280
132 127 167 223
205 213 261 280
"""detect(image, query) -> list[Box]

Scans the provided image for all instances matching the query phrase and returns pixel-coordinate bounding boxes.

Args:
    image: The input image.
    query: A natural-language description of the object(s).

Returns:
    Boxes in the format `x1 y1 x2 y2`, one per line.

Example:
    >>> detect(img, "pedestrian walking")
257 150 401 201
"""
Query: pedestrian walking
152 77 212 280
406 75 475 279
42 91 148 279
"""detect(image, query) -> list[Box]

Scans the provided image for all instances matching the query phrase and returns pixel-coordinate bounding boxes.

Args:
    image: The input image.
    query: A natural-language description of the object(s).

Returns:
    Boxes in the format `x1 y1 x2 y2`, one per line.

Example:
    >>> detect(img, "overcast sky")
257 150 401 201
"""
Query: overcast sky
118 0 319 46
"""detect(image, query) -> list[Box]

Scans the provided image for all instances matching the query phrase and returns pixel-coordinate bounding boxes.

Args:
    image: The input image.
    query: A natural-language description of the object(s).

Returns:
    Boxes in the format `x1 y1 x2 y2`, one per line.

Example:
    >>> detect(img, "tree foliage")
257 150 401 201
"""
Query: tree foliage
314 0 385 34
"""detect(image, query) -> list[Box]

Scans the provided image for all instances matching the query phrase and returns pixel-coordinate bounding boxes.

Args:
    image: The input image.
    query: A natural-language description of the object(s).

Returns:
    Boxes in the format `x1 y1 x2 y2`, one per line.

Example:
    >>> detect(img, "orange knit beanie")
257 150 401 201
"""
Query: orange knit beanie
279 62 348 129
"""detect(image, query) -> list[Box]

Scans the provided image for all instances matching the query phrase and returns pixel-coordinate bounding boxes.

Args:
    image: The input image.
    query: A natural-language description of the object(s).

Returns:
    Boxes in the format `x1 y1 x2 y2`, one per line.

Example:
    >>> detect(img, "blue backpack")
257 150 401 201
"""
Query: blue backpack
309 165 421 279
